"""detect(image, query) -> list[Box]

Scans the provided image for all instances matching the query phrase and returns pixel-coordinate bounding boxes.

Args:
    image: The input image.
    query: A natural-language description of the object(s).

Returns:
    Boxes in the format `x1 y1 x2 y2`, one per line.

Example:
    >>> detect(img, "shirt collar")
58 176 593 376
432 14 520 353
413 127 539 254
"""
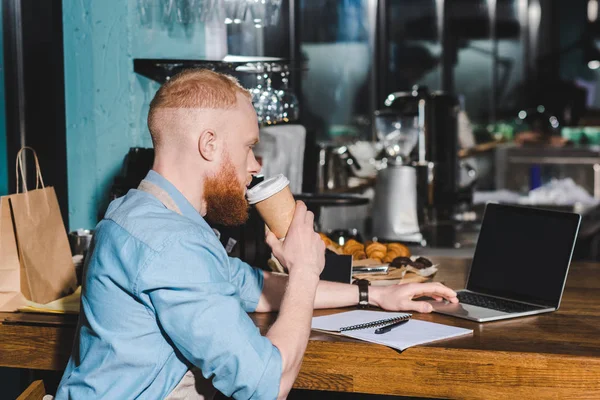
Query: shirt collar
143 170 210 228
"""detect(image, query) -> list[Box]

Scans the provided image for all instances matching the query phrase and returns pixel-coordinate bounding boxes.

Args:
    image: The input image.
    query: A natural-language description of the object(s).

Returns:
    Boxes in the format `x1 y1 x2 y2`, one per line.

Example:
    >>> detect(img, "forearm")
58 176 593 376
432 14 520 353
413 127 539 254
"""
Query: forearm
257 271 380 312
313 279 367 309
256 271 288 312
266 272 319 400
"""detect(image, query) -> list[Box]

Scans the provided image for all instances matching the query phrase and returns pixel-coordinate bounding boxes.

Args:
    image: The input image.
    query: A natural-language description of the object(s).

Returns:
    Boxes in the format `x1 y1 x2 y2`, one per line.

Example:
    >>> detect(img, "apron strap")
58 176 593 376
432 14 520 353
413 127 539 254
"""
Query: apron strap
137 179 183 216
137 181 215 399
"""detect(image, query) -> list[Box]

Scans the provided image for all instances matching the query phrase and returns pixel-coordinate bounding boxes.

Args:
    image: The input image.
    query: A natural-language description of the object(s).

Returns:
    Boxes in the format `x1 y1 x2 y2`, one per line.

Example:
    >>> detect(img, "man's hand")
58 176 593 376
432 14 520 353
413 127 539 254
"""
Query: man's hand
370 282 459 313
265 200 325 279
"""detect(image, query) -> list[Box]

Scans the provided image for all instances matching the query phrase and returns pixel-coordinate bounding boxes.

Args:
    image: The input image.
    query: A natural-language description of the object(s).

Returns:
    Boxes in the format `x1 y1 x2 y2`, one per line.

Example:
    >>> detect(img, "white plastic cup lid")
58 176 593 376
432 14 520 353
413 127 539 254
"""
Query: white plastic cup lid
246 174 290 205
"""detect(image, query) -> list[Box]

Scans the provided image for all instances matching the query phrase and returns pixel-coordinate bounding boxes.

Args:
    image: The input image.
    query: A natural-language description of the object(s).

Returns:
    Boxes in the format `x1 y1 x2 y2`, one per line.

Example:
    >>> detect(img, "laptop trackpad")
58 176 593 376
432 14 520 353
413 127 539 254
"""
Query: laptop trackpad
428 300 510 319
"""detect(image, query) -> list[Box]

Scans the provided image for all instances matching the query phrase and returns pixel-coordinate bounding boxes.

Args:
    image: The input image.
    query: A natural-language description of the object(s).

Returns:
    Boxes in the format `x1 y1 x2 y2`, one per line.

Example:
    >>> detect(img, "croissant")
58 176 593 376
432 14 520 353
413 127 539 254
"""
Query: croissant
368 250 386 260
365 242 386 258
351 250 367 260
387 242 411 258
383 249 401 263
343 239 364 255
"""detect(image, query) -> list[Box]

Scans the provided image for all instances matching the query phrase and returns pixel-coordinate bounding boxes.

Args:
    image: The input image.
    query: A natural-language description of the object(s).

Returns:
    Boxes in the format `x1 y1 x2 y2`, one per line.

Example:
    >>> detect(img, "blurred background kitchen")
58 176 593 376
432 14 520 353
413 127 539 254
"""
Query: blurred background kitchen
3 0 600 397
3 1 600 268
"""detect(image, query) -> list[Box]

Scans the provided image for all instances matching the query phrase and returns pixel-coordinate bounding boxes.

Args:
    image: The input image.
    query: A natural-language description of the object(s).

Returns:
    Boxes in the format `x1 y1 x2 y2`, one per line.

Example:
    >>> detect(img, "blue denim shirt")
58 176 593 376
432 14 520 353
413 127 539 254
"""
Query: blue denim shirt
55 171 282 399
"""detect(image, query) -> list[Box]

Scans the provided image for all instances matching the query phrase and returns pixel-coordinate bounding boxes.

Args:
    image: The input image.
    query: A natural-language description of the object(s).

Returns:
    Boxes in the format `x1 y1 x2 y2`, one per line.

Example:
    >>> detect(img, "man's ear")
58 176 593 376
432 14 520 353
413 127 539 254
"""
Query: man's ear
198 129 218 161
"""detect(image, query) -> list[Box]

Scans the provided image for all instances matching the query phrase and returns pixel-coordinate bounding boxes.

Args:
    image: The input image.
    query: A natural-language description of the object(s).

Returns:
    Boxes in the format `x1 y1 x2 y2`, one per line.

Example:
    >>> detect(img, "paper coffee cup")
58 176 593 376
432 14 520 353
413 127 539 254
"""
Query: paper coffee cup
247 174 295 239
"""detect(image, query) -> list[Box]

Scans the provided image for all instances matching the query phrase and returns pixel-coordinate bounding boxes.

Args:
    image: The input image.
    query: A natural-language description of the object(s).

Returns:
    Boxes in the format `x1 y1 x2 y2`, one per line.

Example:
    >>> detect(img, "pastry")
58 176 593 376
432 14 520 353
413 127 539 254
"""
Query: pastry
390 256 434 269
387 242 411 257
351 250 367 260
367 250 386 261
342 239 364 255
382 252 398 263
415 256 433 267
365 242 386 258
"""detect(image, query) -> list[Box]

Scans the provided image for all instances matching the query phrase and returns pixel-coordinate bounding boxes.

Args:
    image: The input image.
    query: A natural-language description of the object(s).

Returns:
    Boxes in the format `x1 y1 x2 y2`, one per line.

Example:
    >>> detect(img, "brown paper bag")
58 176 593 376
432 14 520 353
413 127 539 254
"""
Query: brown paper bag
0 196 21 292
0 182 28 311
0 147 76 311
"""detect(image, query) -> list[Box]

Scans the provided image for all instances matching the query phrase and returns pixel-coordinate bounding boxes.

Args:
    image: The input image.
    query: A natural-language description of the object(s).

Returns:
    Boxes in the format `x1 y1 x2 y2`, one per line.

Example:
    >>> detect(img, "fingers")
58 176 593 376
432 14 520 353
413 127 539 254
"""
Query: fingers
406 301 433 313
289 201 308 230
305 210 315 226
408 282 457 302
265 230 284 258
418 293 459 303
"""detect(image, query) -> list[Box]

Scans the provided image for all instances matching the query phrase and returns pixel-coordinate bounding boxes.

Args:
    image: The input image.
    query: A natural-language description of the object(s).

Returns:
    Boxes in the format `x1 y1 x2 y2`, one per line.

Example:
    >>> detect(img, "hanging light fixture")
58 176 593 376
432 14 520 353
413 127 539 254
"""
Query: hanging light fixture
588 0 598 22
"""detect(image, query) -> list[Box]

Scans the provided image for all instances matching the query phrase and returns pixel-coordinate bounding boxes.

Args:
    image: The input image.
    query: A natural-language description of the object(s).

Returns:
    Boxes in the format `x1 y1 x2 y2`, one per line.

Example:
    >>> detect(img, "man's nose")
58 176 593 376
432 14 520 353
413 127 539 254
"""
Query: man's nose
248 151 261 174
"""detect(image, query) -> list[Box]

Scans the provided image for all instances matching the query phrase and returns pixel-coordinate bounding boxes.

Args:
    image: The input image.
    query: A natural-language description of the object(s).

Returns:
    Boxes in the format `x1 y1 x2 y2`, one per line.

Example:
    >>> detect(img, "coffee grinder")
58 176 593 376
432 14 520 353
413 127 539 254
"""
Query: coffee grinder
371 86 466 247
371 109 423 243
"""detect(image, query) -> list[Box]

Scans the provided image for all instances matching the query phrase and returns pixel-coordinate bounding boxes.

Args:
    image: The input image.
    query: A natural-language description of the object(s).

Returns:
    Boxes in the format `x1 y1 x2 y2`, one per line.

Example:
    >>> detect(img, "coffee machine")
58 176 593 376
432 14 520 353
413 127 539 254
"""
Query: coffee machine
371 86 472 247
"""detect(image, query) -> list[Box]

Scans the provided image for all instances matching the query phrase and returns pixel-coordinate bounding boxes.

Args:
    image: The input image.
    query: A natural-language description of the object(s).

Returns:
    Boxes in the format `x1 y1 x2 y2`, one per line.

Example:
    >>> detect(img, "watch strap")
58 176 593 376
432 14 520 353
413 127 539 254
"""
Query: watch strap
353 279 370 308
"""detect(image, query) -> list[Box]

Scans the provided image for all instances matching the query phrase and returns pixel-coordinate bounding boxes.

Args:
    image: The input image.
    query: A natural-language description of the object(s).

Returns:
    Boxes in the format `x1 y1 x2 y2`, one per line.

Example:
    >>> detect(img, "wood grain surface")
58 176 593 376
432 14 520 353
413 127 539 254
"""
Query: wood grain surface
2 257 599 398
16 380 47 400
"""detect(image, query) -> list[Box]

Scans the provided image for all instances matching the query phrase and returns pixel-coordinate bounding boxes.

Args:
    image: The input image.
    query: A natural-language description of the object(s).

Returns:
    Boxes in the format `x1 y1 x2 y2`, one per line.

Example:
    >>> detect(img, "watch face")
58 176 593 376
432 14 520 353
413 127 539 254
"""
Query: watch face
358 280 369 308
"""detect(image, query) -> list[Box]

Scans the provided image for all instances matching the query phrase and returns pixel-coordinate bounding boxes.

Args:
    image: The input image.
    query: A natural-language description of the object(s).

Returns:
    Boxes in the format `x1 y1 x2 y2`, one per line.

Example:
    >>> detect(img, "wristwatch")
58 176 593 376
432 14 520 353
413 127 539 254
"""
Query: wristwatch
353 279 371 309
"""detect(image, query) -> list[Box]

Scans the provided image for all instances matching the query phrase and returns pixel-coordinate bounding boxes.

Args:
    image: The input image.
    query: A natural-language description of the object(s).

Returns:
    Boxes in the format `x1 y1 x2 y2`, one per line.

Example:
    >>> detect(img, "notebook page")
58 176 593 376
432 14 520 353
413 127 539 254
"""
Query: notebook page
343 319 473 351
312 310 411 332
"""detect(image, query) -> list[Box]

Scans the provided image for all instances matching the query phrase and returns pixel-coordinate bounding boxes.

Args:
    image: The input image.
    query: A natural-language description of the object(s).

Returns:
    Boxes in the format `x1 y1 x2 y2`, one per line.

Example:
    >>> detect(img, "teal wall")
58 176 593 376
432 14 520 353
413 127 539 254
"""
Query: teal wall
0 3 8 196
63 1 207 229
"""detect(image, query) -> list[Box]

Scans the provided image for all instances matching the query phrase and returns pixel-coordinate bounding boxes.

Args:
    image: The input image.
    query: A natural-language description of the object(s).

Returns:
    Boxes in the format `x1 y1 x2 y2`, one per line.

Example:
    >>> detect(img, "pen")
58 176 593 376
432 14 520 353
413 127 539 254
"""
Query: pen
374 319 409 334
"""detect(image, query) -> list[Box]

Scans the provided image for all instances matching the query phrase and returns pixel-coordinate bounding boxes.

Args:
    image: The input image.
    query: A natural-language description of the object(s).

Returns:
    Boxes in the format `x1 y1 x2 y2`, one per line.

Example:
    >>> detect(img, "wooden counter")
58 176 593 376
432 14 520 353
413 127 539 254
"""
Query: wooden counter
1 257 599 398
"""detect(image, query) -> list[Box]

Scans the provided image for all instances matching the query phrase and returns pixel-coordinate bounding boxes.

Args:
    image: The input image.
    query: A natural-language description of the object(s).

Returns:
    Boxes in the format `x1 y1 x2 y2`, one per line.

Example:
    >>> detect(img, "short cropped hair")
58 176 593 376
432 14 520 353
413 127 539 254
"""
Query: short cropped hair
147 69 251 147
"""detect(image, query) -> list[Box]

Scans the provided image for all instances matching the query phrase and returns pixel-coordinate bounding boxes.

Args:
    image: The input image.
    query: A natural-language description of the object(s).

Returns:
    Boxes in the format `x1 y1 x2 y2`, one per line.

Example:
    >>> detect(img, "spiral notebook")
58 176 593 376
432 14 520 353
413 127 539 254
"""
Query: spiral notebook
312 310 473 351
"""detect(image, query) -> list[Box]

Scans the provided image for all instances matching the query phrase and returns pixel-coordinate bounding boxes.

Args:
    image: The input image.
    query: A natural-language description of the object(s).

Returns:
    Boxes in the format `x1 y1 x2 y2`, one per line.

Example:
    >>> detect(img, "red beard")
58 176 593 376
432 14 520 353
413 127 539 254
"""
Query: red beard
204 158 249 226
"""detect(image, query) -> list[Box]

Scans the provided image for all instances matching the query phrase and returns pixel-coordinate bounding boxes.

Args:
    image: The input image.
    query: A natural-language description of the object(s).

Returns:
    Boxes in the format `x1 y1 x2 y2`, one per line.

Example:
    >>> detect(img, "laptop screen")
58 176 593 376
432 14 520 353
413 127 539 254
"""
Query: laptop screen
466 203 581 308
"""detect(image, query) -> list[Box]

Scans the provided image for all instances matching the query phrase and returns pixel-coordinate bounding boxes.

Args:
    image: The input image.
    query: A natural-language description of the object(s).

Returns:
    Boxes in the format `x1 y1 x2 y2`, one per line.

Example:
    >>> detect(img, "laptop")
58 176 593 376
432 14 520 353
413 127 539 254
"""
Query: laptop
429 203 581 322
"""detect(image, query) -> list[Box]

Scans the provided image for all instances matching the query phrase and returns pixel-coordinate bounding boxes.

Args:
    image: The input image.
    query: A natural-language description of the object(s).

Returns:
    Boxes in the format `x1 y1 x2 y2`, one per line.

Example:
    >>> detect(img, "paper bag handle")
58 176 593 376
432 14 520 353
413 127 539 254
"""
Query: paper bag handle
15 147 46 194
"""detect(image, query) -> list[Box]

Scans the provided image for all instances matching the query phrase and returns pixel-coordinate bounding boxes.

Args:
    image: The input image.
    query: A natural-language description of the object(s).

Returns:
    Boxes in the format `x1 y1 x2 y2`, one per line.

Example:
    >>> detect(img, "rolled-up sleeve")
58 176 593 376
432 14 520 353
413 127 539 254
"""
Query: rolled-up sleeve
228 257 264 312
137 230 282 399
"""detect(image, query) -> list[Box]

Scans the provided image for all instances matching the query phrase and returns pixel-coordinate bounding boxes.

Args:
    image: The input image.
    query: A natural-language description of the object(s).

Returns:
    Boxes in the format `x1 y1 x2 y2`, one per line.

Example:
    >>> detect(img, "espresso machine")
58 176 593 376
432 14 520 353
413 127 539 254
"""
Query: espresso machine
372 86 472 247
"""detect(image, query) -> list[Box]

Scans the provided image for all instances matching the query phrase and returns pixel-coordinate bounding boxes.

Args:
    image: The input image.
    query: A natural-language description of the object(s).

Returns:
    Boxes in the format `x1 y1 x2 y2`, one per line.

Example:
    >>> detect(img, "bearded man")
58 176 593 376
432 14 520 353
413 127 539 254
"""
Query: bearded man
55 70 457 400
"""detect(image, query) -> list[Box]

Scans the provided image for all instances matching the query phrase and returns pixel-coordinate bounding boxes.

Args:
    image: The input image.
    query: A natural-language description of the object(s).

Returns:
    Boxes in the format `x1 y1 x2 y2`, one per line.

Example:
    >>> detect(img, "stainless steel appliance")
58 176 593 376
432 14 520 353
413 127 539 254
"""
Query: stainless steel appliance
316 144 360 193
371 86 471 246
372 160 423 243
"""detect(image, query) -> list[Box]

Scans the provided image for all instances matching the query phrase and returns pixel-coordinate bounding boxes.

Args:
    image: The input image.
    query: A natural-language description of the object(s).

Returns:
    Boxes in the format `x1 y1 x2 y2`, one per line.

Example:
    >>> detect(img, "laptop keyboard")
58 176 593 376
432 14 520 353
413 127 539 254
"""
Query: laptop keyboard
457 292 543 313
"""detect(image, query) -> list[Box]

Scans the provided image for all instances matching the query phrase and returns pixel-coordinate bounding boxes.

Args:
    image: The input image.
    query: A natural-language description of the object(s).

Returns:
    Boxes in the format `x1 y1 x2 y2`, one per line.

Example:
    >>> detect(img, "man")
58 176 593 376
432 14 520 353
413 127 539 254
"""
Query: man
56 69 458 399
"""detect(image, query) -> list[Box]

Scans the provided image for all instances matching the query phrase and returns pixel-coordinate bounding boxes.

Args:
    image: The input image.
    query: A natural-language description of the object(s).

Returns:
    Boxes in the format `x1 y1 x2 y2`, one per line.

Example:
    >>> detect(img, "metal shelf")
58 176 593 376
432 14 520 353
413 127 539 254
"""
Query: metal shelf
133 58 296 83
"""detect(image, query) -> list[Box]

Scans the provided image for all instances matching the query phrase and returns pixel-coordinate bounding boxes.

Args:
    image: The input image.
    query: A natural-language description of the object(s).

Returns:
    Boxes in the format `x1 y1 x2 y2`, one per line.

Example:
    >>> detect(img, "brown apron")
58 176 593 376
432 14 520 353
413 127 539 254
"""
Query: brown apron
138 179 218 400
